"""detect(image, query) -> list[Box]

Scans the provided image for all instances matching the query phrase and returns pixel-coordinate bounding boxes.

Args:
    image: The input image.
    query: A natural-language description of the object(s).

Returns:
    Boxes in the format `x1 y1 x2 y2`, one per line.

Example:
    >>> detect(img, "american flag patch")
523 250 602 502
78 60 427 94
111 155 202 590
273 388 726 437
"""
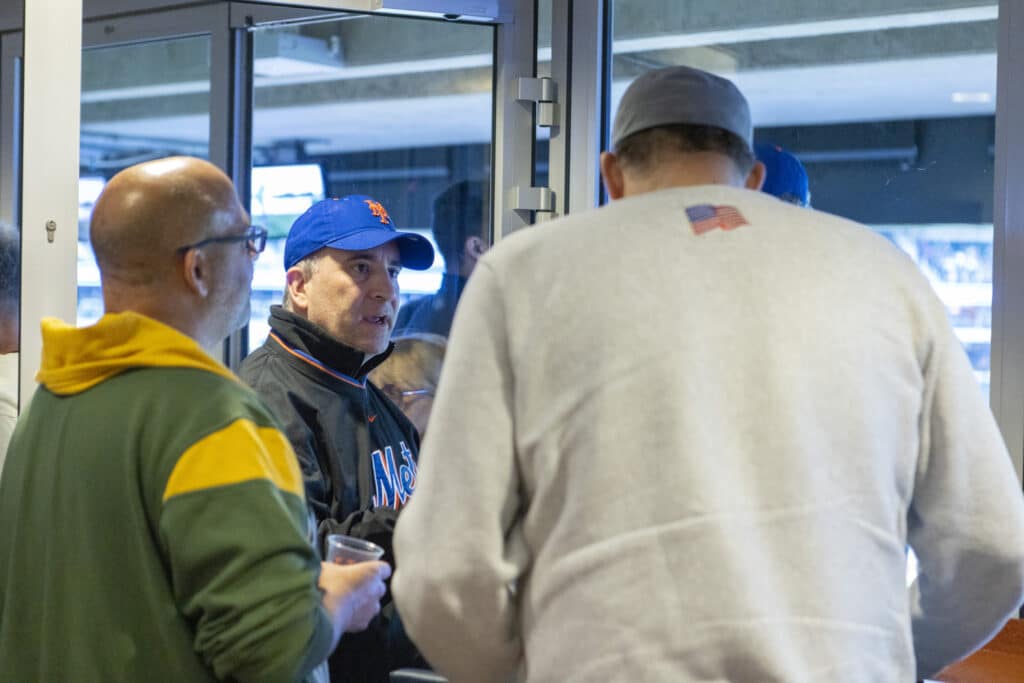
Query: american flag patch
685 204 748 235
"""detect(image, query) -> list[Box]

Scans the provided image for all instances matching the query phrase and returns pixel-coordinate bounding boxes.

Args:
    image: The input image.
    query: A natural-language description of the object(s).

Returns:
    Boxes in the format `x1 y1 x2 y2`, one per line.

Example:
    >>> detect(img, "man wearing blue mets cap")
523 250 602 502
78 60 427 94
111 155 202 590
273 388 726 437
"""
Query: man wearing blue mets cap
755 142 810 207
240 194 433 682
392 65 1024 683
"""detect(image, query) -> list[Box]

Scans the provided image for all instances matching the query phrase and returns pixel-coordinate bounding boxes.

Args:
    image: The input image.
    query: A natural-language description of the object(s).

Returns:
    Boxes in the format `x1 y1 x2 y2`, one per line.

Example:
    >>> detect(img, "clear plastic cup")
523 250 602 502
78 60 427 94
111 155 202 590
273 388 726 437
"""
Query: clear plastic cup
326 534 385 565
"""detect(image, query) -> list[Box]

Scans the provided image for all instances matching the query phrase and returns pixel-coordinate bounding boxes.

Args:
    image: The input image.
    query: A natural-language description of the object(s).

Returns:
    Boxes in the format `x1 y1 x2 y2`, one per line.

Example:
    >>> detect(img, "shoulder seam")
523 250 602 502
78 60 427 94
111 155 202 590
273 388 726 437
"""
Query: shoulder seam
163 418 304 502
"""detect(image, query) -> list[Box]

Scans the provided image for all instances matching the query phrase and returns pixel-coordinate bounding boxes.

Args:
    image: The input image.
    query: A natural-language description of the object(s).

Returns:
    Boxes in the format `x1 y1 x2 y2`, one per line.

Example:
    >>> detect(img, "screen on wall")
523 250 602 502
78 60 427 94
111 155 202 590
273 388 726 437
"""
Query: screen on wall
250 163 326 238
249 163 326 347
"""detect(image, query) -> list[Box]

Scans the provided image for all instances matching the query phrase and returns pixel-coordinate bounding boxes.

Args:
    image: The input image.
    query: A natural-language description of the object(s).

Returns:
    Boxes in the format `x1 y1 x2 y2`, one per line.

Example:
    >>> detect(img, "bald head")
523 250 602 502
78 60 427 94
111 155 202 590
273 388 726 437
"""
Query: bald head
91 157 246 287
89 157 255 348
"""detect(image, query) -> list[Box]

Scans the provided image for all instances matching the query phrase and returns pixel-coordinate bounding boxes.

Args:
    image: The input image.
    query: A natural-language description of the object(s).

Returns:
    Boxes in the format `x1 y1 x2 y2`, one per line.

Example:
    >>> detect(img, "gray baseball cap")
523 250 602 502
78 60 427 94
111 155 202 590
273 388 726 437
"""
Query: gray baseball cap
611 66 753 149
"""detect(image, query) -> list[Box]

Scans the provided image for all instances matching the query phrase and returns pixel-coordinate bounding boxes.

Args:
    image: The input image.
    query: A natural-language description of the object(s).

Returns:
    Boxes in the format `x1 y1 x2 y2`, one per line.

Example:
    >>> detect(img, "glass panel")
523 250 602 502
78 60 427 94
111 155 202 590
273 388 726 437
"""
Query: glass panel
0 223 17 467
247 13 495 409
0 42 21 462
876 224 992 391
78 35 212 326
609 1 997 396
536 0 551 190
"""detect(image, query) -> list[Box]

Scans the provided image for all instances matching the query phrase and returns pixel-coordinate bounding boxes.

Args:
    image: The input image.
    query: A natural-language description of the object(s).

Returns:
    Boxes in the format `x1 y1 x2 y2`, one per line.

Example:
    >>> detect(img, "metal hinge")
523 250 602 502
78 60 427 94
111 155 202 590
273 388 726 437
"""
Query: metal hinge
516 76 558 128
510 77 558 217
510 186 555 213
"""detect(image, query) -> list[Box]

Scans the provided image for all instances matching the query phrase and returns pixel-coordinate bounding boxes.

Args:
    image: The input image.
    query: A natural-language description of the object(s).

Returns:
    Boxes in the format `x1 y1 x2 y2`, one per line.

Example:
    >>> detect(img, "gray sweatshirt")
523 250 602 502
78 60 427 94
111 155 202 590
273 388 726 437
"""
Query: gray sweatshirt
392 185 1024 683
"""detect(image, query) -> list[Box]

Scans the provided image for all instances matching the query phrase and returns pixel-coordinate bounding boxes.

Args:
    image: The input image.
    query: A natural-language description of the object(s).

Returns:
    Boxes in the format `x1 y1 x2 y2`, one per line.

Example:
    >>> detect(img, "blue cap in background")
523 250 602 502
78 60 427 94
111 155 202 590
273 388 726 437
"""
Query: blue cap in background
755 143 810 207
284 195 435 270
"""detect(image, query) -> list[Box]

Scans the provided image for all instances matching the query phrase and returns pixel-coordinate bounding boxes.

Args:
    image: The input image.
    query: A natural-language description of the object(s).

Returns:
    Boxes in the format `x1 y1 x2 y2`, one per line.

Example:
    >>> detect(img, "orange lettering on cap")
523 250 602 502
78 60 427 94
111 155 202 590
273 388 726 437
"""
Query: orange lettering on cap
364 200 390 225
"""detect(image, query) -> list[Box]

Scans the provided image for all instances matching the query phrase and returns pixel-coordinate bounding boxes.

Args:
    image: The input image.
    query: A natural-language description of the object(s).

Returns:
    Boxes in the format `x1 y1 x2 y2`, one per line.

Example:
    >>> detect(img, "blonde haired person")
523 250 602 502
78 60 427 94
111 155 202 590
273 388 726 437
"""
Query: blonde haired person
370 333 446 438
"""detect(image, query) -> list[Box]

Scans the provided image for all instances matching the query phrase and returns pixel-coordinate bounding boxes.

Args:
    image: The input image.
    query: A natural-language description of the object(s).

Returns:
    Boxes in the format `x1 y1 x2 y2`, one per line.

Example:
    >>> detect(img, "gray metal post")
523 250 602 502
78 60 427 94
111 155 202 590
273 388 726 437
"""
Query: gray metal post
212 4 250 370
548 0 607 218
492 0 538 240
20 0 82 408
991 0 1024 483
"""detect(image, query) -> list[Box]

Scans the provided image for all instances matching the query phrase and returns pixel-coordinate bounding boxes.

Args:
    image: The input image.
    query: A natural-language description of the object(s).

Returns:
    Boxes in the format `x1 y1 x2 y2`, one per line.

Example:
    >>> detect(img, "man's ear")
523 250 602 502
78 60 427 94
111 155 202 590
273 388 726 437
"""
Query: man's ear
600 151 626 200
182 249 210 298
285 265 310 313
745 160 767 191
464 235 486 259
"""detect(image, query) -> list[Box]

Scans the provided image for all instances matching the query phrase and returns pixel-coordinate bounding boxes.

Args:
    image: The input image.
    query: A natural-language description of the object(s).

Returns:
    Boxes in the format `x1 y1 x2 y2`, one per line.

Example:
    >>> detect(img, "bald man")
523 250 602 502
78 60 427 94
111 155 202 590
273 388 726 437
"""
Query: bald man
0 157 390 683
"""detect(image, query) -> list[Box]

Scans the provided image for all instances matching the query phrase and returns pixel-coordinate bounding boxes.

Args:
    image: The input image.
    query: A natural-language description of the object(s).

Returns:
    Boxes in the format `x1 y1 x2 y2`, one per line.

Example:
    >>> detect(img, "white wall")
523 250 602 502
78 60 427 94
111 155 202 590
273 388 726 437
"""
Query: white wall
19 0 82 407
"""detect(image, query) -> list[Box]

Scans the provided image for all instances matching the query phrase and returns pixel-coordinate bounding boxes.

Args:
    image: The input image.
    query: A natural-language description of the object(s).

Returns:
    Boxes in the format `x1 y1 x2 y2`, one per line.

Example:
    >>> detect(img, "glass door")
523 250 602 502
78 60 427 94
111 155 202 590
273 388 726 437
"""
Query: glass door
0 31 21 466
607 0 1002 584
245 13 495 351
77 33 213 325
243 11 495 440
609 0 999 395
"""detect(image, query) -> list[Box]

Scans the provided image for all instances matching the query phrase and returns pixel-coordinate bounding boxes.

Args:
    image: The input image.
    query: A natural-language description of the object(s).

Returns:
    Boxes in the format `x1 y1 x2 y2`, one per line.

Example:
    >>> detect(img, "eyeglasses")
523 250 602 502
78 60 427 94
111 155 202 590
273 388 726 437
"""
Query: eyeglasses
177 225 268 255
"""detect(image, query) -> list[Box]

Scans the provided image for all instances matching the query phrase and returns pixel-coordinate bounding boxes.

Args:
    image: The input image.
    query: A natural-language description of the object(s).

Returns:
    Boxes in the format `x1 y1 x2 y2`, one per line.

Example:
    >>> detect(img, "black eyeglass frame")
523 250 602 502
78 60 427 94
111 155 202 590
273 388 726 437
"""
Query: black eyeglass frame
177 225 268 255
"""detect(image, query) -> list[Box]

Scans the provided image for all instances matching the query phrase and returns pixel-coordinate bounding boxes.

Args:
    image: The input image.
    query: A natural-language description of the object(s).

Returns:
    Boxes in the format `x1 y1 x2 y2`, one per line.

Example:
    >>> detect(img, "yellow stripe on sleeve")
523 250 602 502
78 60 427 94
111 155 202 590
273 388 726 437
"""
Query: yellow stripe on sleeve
163 419 305 502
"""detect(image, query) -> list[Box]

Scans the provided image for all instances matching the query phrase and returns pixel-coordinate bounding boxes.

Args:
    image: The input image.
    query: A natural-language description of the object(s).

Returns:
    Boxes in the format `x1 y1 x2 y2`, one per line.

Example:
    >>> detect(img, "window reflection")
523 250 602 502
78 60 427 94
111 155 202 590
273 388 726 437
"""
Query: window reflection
246 15 494 355
0 222 18 469
77 35 212 326
877 225 992 393
610 0 998 393
249 163 327 347
393 180 489 338
536 0 552 190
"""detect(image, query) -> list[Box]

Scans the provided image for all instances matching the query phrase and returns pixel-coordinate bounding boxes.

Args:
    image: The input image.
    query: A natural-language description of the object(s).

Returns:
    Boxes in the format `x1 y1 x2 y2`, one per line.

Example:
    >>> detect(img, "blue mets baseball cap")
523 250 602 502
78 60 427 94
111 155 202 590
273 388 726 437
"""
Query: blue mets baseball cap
284 195 435 270
755 143 810 207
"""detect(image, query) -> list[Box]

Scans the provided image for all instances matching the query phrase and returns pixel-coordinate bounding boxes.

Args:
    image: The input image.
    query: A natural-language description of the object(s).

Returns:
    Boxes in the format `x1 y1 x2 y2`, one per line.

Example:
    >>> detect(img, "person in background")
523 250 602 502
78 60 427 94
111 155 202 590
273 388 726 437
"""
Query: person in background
393 180 489 337
391 66 1024 682
369 333 446 439
755 141 810 207
0 157 389 683
239 195 435 683
0 223 17 472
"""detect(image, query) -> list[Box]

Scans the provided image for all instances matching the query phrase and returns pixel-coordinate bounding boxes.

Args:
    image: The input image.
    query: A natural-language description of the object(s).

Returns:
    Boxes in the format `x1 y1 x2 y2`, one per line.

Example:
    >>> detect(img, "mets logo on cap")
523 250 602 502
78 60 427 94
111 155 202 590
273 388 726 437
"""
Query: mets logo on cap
284 195 436 271
364 199 390 225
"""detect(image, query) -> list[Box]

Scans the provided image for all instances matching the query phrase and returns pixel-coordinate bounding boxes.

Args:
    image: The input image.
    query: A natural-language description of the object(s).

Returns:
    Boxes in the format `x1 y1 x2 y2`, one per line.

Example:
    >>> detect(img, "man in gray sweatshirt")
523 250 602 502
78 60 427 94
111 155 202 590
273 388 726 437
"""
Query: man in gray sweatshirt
391 66 1024 682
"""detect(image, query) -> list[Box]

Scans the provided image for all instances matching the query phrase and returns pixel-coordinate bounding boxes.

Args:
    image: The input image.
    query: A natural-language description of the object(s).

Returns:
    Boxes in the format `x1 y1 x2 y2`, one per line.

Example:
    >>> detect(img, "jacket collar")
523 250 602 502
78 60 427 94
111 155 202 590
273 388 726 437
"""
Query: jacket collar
267 305 393 381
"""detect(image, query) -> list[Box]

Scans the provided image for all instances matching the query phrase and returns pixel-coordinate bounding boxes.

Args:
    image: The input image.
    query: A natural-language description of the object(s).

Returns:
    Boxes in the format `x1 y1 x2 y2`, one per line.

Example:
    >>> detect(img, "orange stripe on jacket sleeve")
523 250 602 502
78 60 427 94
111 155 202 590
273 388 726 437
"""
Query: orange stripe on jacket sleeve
163 419 305 502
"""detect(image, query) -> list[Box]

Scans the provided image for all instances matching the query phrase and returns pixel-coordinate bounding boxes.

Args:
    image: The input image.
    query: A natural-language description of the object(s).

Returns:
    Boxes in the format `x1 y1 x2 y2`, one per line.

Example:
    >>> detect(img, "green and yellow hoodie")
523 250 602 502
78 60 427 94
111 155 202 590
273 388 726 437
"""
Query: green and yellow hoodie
0 312 333 682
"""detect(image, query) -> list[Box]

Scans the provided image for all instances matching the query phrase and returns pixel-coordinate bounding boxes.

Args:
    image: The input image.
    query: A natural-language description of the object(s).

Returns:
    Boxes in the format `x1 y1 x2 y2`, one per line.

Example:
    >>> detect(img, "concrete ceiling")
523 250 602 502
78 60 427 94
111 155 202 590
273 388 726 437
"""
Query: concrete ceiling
75 0 1000 164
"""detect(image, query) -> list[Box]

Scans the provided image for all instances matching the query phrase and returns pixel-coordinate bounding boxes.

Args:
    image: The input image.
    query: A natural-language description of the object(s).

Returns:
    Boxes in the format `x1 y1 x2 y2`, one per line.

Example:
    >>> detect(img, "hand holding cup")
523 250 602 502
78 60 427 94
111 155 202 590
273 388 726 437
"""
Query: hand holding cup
326 534 385 565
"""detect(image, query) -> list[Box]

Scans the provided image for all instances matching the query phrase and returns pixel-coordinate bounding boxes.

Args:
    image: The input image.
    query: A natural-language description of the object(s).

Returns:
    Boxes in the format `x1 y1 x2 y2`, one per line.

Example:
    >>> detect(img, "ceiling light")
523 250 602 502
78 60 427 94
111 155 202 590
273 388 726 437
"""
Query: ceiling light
248 0 382 9
246 0 501 20
951 91 993 104
254 33 344 78
613 7 998 54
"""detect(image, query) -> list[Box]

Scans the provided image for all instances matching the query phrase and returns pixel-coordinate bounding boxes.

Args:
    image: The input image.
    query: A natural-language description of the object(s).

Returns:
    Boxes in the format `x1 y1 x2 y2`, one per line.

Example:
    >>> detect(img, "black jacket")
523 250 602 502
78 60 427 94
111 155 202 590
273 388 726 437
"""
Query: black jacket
240 306 424 682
